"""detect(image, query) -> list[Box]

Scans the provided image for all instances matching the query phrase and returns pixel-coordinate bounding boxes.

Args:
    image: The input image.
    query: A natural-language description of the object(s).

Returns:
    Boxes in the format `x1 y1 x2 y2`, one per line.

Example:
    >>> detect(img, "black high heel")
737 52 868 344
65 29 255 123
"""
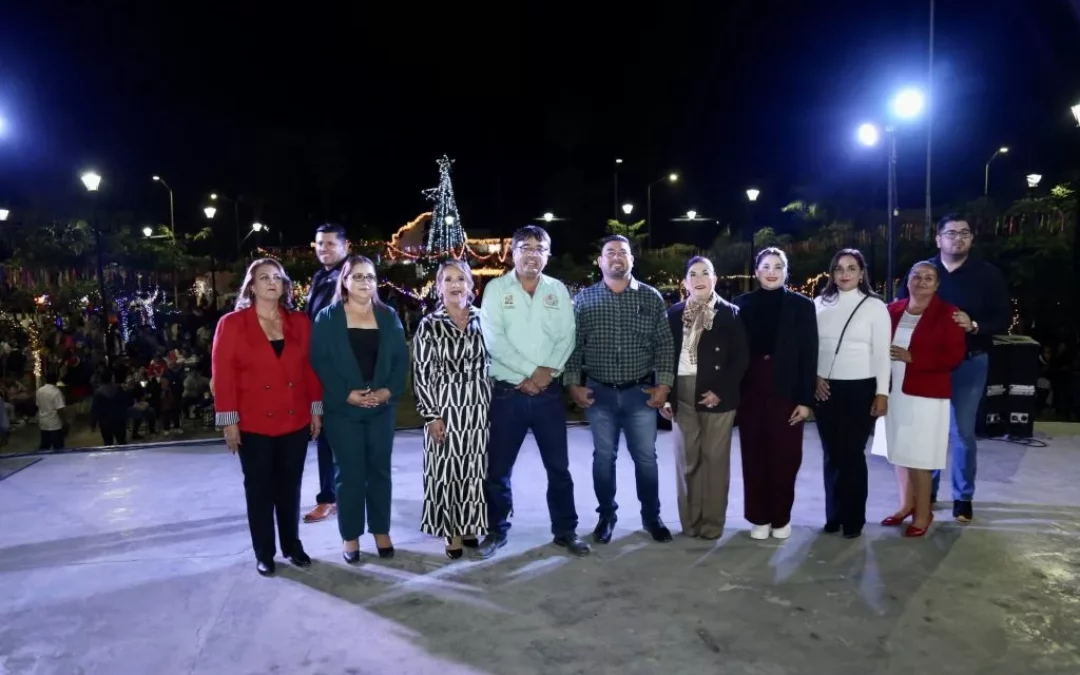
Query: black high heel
462 537 479 549
377 546 395 559
446 536 464 560
342 541 360 564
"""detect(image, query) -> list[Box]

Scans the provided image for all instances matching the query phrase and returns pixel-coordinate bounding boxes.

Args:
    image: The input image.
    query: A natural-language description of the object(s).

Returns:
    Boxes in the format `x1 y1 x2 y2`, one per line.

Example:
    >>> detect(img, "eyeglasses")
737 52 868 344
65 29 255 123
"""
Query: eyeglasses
940 230 973 240
349 273 377 283
516 246 549 256
602 251 631 259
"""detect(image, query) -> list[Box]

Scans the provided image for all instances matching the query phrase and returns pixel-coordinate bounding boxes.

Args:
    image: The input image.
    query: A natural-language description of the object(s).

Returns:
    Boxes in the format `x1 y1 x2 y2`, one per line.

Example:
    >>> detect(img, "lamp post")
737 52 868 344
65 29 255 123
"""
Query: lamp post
0 209 8 221
613 158 623 220
203 206 219 310
621 203 634 217
745 188 761 292
646 172 678 248
81 171 110 363
542 212 555 223
856 87 926 301
983 147 1009 196
1026 174 1042 189
152 175 180 304
686 210 697 221
210 192 242 259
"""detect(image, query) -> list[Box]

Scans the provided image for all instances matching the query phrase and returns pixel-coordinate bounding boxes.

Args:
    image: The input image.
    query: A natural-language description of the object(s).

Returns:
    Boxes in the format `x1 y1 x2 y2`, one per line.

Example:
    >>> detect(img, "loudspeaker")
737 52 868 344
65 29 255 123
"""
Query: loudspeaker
977 336 1039 439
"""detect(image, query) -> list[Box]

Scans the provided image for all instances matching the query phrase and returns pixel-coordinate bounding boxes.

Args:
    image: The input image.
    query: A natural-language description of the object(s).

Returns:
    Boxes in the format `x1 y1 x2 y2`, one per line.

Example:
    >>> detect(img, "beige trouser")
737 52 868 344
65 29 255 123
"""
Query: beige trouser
672 375 736 539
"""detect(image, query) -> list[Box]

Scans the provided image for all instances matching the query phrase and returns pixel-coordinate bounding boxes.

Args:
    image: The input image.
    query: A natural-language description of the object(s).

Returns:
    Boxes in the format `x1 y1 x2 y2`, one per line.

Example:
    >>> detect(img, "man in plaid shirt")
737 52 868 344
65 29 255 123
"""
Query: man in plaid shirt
565 234 675 544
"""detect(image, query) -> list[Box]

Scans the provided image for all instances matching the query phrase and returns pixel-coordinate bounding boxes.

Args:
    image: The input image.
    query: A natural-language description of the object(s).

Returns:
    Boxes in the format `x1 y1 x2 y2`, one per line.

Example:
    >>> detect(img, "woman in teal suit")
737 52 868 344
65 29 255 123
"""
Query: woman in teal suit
310 255 408 563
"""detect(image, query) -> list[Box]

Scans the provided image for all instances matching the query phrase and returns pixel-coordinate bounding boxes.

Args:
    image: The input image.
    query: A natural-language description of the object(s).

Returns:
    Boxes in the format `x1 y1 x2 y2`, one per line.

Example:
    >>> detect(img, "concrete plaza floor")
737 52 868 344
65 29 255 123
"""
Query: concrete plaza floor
1 425 1078 675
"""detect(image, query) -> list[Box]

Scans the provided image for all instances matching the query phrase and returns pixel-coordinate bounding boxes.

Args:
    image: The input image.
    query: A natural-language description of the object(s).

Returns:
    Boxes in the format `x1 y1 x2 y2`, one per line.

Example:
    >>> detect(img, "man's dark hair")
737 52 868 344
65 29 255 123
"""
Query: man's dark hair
936 213 970 233
315 223 347 240
601 234 631 249
511 225 551 249
44 370 59 385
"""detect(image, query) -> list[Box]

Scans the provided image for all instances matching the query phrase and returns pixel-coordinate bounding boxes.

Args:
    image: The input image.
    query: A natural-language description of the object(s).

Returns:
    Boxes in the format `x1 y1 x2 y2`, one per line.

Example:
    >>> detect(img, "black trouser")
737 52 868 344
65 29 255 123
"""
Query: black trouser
100 420 128 446
815 378 876 534
39 428 64 450
237 427 310 561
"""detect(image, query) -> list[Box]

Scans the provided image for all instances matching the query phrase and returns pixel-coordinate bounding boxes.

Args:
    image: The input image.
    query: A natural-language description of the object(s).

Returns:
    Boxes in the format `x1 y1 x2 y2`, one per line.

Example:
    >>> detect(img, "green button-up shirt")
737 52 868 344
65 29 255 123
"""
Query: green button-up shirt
479 271 576 385
564 277 675 388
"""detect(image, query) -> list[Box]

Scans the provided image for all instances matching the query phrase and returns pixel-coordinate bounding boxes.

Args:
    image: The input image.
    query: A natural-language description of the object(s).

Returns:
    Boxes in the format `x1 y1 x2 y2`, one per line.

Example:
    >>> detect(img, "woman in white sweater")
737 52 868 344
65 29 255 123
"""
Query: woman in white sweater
814 249 891 538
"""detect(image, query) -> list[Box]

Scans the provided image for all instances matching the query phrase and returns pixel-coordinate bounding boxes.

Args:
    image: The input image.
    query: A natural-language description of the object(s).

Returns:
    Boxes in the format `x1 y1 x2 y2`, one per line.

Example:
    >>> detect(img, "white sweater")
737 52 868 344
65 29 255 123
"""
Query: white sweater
814 289 892 396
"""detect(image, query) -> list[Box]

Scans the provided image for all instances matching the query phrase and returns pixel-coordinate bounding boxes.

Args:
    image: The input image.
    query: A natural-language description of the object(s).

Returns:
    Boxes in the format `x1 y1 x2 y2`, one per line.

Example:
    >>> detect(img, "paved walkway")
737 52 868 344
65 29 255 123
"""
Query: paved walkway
1 426 1078 674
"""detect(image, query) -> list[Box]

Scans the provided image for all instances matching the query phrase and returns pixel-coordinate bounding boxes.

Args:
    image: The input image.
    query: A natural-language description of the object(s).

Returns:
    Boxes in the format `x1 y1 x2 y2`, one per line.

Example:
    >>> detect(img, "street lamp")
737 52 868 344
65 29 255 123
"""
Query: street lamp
543 212 554 222
1026 174 1042 189
746 188 760 202
210 192 243 256
984 146 1009 196
202 206 220 309
622 203 634 215
1071 103 1080 127
151 175 175 236
252 221 264 232
81 170 109 361
892 89 925 119
0 209 8 221
204 206 217 219
686 210 697 221
857 123 880 147
142 226 154 237
613 158 624 220
647 172 678 248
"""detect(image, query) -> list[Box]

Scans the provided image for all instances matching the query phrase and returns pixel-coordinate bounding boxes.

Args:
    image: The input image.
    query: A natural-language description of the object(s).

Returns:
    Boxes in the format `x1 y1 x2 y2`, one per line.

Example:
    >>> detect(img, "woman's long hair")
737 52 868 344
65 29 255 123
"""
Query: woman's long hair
819 248 879 304
333 255 385 307
234 257 294 311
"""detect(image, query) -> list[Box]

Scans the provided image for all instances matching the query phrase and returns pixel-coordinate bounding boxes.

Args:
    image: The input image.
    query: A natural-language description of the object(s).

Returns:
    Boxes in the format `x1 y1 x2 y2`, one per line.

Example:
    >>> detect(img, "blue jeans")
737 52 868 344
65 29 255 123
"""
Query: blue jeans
486 382 578 538
584 378 661 527
933 353 988 502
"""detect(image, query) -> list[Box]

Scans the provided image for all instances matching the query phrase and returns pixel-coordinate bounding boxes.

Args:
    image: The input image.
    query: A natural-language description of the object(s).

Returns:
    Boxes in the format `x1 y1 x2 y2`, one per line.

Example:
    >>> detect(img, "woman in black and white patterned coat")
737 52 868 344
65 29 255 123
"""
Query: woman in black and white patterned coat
412 260 492 559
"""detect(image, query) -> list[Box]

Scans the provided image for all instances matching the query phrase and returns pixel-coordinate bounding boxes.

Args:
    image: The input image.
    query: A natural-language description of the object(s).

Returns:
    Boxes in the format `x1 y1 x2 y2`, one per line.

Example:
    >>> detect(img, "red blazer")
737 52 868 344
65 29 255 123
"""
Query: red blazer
887 295 967 399
211 306 323 436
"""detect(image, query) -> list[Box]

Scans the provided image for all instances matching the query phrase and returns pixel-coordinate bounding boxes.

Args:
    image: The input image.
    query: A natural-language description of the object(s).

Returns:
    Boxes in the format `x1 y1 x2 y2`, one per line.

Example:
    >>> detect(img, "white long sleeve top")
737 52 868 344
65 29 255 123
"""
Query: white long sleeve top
814 288 892 396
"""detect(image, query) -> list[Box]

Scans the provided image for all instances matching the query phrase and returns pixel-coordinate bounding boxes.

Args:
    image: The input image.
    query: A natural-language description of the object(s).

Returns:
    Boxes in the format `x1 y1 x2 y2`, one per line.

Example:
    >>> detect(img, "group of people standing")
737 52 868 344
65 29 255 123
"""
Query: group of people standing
212 213 1007 575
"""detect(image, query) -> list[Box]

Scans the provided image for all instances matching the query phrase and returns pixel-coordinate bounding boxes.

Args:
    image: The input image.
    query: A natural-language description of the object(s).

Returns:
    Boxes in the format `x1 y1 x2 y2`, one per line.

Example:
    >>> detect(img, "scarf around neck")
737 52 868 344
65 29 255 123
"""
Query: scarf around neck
682 292 720 365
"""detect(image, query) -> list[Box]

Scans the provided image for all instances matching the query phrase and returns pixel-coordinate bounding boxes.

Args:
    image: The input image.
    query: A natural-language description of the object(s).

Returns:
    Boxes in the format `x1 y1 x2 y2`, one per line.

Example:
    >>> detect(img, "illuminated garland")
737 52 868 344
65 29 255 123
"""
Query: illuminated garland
422 155 467 254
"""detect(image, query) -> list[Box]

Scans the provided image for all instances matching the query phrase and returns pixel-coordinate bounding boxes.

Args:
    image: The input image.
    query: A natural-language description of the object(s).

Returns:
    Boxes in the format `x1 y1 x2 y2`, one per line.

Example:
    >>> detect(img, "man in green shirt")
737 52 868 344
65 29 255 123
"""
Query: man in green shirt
476 225 590 559
565 234 675 544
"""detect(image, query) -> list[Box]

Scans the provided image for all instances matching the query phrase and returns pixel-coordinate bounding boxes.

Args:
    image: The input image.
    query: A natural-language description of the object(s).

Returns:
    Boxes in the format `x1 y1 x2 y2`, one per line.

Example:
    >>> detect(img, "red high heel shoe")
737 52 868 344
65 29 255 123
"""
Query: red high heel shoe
880 509 914 527
904 513 934 538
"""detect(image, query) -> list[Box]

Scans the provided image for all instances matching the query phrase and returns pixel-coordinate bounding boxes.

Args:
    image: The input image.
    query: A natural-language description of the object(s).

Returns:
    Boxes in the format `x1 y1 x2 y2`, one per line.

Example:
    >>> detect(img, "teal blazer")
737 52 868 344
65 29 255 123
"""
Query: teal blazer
310 302 408 420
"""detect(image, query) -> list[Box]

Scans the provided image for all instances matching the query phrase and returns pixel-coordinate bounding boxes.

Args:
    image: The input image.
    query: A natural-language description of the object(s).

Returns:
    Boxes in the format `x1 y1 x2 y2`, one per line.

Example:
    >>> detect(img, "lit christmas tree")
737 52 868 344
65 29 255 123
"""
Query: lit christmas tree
422 154 466 254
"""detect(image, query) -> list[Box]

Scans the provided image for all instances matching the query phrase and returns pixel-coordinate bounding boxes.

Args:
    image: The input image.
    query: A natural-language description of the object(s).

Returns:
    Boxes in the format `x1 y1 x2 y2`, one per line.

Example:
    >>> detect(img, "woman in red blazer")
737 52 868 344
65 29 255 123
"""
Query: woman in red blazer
881 261 966 537
212 257 323 576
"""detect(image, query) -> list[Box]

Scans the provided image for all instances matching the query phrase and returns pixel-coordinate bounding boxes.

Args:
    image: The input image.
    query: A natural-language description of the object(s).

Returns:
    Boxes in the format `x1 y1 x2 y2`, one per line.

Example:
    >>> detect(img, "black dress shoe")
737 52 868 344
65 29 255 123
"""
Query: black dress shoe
553 534 591 556
842 529 862 539
462 537 480 549
342 549 361 564
474 534 507 559
256 559 275 576
645 522 673 542
592 517 617 544
377 546 395 559
953 500 973 523
285 548 312 567
822 522 841 534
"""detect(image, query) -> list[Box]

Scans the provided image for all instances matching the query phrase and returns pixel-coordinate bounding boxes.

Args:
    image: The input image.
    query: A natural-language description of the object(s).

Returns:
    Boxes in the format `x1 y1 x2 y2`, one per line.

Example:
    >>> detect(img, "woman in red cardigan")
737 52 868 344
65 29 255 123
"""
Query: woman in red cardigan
212 258 323 576
881 261 966 537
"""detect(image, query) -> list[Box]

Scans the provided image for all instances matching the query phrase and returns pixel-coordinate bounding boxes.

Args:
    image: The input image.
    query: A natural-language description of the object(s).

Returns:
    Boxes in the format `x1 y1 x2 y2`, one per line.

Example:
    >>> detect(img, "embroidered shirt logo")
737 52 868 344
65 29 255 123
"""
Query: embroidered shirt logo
543 293 558 308
503 294 515 308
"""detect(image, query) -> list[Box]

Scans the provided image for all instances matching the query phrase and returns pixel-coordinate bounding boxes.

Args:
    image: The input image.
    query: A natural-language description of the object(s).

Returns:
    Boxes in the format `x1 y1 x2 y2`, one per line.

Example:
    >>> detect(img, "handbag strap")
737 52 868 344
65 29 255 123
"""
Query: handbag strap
827 295 870 379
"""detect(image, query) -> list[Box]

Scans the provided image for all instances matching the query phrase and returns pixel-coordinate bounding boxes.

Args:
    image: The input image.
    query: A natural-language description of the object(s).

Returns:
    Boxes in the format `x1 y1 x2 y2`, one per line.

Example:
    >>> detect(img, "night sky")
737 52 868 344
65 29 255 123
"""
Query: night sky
2 1 1079 253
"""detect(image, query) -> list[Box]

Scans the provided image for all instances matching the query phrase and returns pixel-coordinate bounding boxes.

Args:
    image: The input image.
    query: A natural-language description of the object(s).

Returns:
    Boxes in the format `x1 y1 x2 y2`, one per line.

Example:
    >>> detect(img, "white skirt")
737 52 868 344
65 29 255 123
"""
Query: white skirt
883 360 950 470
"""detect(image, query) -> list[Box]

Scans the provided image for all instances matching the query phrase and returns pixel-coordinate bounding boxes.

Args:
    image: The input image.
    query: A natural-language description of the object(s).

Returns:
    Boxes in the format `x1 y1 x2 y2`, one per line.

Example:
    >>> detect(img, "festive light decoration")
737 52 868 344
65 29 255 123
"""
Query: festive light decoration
422 155 466 254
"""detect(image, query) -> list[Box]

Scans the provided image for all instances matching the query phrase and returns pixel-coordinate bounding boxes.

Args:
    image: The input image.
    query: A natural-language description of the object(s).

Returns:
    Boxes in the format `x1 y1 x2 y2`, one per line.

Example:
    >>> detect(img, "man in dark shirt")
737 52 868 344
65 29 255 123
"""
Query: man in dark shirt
565 235 676 544
302 223 348 523
898 213 1009 523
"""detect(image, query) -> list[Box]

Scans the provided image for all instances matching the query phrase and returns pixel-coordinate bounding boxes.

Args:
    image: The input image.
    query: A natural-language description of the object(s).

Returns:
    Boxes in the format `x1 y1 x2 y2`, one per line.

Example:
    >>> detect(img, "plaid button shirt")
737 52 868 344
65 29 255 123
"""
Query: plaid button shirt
564 277 675 388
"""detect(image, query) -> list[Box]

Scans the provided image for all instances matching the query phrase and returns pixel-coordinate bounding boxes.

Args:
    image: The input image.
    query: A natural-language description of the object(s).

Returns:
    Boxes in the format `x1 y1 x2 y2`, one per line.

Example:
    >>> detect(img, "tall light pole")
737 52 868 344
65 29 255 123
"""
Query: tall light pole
983 147 1009 197
203 206 219 310
745 188 761 291
0 209 8 222
152 175 180 305
81 171 110 363
646 172 678 248
856 88 925 301
613 158 623 220
211 192 242 258
1026 174 1042 189
621 203 634 217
